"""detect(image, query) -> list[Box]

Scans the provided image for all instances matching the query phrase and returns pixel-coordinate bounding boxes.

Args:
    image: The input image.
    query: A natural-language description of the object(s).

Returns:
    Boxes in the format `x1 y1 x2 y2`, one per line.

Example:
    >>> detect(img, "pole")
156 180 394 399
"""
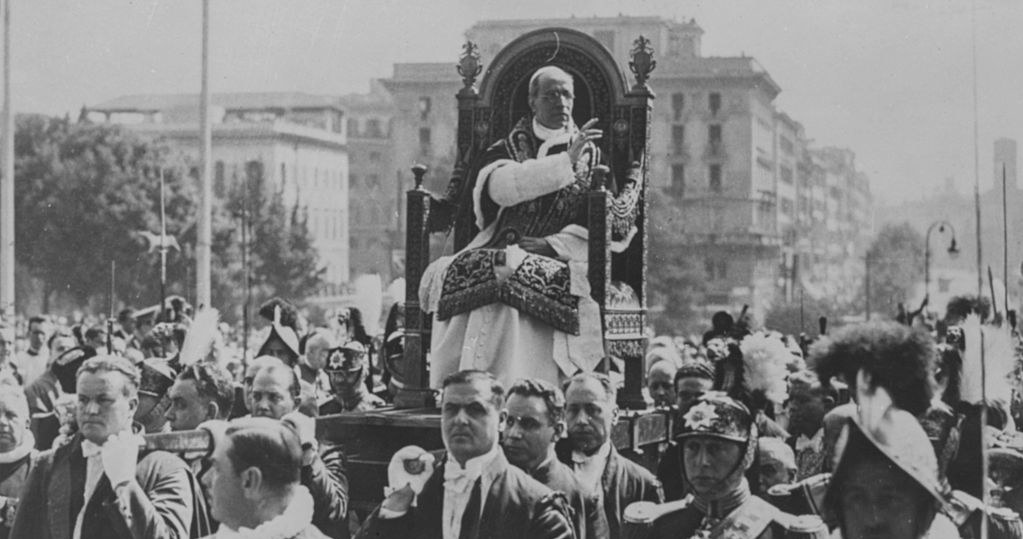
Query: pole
0 0 13 319
241 172 249 367
107 260 115 354
159 168 167 322
196 0 212 308
1003 164 1009 316
971 0 983 300
925 230 932 305
972 6 988 538
865 253 871 321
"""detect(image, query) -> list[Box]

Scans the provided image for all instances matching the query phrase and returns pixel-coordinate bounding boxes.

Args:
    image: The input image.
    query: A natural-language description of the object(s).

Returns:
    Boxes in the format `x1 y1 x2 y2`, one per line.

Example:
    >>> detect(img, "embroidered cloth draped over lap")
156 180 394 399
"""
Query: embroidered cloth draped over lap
422 115 608 387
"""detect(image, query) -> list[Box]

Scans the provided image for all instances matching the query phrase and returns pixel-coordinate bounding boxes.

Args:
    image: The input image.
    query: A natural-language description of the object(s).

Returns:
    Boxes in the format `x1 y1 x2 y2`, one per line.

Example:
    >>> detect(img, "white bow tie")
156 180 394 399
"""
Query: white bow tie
443 464 478 494
571 451 593 465
81 440 103 459
795 435 820 452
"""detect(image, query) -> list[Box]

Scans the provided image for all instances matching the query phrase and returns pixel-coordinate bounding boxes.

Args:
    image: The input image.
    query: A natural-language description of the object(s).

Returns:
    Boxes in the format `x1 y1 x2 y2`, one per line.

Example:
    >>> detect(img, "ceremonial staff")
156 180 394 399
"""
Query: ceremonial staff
107 261 115 354
140 168 179 323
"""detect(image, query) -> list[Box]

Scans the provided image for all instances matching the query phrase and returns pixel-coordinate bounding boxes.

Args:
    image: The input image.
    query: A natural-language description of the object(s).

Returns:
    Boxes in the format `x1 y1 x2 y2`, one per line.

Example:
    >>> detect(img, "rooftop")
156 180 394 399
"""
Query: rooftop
90 92 343 113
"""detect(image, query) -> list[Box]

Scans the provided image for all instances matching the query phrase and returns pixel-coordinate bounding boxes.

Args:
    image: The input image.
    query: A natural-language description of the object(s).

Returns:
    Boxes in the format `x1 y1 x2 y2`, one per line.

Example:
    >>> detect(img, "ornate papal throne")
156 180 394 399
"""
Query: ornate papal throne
392 28 657 410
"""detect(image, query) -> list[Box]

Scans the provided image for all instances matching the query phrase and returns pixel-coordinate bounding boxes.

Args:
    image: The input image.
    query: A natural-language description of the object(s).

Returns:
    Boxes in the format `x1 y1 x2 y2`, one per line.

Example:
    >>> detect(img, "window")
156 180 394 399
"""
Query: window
368 174 380 189
780 165 794 184
938 278 952 293
671 93 685 121
418 97 431 121
347 118 359 137
781 197 794 216
705 258 728 280
214 161 225 197
350 174 359 190
671 125 685 155
671 165 685 197
708 124 722 144
419 127 432 156
780 136 795 155
709 92 721 115
594 30 615 52
366 119 383 138
369 152 381 163
709 165 722 193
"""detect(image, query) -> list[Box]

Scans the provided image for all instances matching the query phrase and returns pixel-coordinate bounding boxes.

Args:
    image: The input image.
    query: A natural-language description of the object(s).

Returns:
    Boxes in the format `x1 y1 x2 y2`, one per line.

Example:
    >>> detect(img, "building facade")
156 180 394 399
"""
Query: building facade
460 16 874 321
87 92 351 287
342 80 401 283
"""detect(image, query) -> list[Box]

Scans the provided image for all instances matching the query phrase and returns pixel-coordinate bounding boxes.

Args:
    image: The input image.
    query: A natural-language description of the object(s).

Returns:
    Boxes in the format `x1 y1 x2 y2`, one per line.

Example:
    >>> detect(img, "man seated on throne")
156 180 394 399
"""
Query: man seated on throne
420 65 634 389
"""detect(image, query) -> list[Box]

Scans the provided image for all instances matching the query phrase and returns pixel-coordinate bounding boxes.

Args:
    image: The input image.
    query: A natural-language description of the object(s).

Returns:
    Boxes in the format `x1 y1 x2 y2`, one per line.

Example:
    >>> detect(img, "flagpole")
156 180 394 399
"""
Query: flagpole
0 0 14 319
196 0 212 308
159 168 168 321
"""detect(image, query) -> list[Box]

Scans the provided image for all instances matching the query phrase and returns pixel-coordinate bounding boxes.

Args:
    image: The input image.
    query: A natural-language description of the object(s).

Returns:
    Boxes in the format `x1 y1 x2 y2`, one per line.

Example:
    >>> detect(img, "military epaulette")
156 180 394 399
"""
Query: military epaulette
622 495 693 526
769 509 829 538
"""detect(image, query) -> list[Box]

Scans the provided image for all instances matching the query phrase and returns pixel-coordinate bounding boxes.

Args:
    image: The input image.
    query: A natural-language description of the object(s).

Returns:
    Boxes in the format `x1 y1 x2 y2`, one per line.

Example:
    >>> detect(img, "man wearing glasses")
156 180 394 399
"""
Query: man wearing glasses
420 65 615 391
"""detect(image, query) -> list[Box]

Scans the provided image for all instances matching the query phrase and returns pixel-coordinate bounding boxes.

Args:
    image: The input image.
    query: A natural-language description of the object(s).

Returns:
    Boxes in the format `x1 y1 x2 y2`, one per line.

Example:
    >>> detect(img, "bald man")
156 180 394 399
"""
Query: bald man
421 65 620 390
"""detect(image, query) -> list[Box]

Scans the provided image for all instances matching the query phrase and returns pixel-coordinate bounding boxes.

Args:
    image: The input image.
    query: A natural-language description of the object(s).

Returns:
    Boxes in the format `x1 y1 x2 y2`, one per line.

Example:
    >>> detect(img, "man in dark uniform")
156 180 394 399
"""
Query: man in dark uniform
318 343 385 415
635 392 826 538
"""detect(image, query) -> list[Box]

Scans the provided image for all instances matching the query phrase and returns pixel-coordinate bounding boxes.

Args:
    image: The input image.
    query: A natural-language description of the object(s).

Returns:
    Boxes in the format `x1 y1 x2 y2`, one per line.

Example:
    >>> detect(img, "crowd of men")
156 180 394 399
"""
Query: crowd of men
0 63 1021 539
0 292 1020 539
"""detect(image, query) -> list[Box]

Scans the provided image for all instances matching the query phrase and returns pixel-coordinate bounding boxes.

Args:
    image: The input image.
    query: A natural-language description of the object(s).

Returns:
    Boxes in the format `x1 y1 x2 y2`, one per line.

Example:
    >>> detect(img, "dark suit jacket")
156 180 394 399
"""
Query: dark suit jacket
556 440 664 539
356 451 574 539
10 434 196 539
530 457 607 539
305 444 351 539
655 441 688 502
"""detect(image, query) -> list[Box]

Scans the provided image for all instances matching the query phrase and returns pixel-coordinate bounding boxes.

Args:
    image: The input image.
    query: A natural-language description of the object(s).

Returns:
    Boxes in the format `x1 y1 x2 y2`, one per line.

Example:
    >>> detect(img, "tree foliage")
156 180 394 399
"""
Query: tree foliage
14 115 195 311
865 222 926 318
14 115 324 319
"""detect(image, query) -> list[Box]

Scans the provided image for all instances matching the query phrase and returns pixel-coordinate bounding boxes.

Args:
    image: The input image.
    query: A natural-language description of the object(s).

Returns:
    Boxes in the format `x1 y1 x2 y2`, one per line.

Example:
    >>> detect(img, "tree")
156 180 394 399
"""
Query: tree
647 192 706 336
14 115 195 312
865 222 925 318
14 115 325 319
218 161 324 322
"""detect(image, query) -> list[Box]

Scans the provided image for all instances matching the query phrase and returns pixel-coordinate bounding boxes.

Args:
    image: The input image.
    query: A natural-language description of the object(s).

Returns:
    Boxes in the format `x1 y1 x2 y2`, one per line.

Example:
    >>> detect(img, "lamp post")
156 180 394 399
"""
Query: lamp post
924 221 960 306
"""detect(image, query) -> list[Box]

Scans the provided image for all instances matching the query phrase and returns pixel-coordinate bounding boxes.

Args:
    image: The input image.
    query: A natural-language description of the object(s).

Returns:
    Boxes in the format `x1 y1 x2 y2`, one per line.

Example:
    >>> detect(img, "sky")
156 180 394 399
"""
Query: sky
11 0 1023 203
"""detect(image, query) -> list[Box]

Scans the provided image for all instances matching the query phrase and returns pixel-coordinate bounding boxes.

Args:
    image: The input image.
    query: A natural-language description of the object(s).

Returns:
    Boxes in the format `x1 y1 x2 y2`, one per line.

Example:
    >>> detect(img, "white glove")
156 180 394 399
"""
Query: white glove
282 411 317 449
387 445 436 498
101 432 142 487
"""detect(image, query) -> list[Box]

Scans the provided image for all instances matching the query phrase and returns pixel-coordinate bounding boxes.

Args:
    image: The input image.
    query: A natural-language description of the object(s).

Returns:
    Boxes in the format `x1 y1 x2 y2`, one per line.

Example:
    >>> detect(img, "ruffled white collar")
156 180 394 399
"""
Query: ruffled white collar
532 117 577 142
214 486 315 539
0 432 35 464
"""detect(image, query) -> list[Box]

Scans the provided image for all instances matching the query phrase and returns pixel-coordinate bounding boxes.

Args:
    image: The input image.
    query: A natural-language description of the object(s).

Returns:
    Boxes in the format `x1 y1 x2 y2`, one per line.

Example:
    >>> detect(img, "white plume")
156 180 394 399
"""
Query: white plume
739 332 790 405
960 313 1016 404
178 308 221 367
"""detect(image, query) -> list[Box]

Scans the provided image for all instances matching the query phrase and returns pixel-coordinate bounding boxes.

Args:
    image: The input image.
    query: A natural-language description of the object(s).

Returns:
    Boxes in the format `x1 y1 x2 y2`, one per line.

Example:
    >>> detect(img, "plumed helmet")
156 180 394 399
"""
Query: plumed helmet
832 409 949 511
325 341 368 372
51 346 98 393
676 358 714 380
677 391 754 444
138 358 177 398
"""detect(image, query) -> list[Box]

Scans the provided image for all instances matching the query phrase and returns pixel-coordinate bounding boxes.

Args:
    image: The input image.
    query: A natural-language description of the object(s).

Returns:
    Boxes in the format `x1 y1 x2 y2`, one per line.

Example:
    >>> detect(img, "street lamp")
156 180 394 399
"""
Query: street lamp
925 221 960 305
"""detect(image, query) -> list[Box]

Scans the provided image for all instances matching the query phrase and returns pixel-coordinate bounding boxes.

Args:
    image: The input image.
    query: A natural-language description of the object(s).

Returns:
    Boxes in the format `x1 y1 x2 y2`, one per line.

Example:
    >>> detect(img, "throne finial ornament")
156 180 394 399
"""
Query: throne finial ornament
629 35 656 89
457 40 483 92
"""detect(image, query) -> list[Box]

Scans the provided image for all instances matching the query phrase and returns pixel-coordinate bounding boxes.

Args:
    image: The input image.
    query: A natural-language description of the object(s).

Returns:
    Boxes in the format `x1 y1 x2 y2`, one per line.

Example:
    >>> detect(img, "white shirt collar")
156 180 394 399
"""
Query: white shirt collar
531 117 575 142
446 444 500 476
572 440 611 464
